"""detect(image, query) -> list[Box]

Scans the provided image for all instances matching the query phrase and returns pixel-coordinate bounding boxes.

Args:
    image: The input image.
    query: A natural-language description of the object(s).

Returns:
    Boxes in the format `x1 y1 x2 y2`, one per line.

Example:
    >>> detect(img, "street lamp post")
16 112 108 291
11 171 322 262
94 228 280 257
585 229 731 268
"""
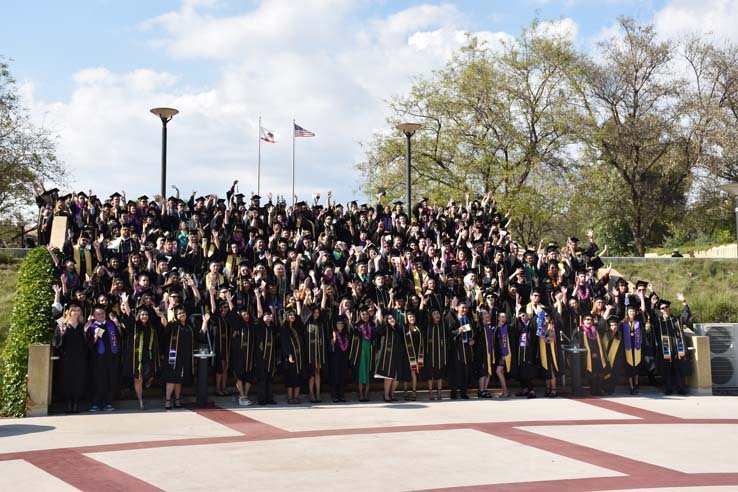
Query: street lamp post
150 107 179 199
396 123 421 209
720 183 738 259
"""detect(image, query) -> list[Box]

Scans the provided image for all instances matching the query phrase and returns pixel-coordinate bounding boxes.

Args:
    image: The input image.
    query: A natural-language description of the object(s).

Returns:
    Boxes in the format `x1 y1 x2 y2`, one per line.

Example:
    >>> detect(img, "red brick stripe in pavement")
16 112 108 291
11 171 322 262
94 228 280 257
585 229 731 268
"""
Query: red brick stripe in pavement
3 399 738 492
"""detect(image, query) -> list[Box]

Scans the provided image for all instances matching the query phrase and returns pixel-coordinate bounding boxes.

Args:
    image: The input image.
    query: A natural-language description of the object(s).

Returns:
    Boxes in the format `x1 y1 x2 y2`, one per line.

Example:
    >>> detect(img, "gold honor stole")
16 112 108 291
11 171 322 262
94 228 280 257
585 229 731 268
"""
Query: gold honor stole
427 322 446 369
134 323 155 377
604 335 620 380
538 327 558 371
482 325 495 376
623 322 641 367
582 330 607 372
404 328 424 373
289 325 303 373
73 246 94 278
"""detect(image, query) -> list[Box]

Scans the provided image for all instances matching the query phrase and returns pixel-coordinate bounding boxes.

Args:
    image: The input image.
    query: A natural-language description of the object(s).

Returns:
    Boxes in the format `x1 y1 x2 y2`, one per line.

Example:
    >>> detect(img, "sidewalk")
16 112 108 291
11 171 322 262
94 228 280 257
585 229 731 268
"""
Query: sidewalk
2 391 738 491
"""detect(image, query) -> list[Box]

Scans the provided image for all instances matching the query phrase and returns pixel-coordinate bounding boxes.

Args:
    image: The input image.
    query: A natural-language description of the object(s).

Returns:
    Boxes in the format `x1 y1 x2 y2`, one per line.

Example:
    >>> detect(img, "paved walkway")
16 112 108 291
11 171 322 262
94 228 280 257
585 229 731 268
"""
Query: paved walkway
1 392 738 491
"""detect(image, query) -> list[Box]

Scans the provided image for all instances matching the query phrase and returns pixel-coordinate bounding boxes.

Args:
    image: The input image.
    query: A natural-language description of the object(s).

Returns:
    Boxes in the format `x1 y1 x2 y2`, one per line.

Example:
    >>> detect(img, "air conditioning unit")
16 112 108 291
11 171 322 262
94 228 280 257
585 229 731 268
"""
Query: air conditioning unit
694 324 738 390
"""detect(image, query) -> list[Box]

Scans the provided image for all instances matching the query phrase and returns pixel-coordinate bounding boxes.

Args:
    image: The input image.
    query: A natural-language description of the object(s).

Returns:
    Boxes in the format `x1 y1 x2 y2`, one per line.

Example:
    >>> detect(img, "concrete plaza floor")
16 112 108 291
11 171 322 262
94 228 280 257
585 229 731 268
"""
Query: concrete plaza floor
1 391 738 491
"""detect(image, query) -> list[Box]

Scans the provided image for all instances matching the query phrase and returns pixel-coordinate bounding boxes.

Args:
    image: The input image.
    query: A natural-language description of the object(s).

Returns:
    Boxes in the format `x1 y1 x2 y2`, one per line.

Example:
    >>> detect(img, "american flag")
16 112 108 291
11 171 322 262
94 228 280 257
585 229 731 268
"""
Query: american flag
293 123 315 137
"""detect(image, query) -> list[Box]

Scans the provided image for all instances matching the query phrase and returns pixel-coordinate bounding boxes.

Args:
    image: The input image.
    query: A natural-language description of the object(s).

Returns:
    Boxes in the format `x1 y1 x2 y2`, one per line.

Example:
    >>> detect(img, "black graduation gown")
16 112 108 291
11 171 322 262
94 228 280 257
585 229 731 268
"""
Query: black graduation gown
254 322 278 377
423 320 447 379
280 322 305 387
89 320 121 405
329 330 350 397
161 321 204 385
400 326 424 382
303 313 328 372
374 322 403 379
121 316 160 380
445 312 475 391
651 306 692 386
538 320 562 379
230 318 255 381
511 318 538 383
475 323 497 377
52 323 89 400
603 331 624 392
209 313 235 374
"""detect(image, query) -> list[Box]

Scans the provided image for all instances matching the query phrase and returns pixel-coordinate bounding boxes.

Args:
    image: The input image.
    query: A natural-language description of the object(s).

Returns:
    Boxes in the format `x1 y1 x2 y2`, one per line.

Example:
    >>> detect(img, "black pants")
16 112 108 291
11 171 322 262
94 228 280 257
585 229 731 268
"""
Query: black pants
663 361 685 393
449 358 470 396
330 351 348 400
91 355 119 407
256 368 273 404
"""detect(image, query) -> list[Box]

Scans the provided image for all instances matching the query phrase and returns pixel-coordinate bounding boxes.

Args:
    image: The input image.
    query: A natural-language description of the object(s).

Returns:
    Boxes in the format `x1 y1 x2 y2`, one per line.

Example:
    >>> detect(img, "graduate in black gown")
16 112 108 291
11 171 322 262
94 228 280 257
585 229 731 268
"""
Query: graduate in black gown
445 300 475 400
493 311 512 398
230 307 256 406
87 305 122 411
423 307 447 400
603 316 624 395
301 305 328 403
621 305 643 394
209 297 237 396
538 308 561 397
120 303 160 410
280 309 305 404
475 309 496 398
512 309 538 398
400 310 424 401
650 295 692 395
580 313 607 396
329 315 350 403
52 303 89 413
254 310 279 405
161 305 207 409
375 310 403 402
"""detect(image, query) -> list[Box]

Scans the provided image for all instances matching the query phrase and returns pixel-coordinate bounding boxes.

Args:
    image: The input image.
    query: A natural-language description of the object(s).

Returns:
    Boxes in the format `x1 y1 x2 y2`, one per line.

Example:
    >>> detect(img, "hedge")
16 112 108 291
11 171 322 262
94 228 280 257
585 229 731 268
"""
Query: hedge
0 247 56 417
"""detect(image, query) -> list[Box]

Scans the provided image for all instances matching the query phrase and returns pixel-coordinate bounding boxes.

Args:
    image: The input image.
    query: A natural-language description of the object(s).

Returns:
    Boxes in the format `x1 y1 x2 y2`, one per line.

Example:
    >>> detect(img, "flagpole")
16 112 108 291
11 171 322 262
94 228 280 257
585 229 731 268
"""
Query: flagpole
257 116 262 195
292 117 296 206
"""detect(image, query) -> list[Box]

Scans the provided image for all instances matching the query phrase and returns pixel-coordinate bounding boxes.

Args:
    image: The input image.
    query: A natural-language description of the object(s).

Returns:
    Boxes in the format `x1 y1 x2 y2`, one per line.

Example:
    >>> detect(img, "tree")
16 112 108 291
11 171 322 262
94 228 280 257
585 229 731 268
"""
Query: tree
583 18 702 256
357 25 588 245
0 57 65 231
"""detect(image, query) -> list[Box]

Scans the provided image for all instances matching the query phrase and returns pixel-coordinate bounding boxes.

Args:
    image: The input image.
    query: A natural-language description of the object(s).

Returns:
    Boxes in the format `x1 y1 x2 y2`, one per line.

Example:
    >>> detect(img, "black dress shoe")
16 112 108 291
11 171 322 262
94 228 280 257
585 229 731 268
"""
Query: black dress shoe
450 391 458 400
267 400 278 405
460 393 470 400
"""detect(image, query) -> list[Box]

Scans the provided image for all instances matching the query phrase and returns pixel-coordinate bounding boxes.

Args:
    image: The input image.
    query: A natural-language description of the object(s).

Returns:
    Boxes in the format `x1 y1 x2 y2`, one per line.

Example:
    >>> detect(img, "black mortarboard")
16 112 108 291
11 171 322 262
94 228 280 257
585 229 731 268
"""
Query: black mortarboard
64 302 82 311
356 258 368 266
60 193 72 201
568 236 579 243
126 200 136 207
234 193 245 199
251 194 261 200
63 255 76 264
658 299 671 308
216 198 226 205
110 192 122 198
594 295 606 302
76 191 88 198
196 196 205 202
42 188 59 196
588 256 604 271
636 280 648 289
167 196 177 202
615 277 628 286
295 201 306 207
138 195 149 201
393 200 403 206
524 250 536 257
607 315 619 324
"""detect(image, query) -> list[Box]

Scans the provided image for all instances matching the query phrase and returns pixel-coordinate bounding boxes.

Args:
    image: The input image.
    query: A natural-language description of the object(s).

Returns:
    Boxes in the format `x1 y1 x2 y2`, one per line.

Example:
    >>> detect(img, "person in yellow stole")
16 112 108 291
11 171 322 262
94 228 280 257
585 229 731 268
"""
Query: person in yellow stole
580 314 607 396
603 316 624 395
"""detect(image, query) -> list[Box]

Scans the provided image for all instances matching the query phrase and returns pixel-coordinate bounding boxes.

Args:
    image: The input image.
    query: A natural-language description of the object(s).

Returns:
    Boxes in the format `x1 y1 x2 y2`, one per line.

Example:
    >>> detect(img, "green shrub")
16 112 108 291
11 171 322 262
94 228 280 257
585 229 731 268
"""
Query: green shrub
0 248 56 417
0 251 15 265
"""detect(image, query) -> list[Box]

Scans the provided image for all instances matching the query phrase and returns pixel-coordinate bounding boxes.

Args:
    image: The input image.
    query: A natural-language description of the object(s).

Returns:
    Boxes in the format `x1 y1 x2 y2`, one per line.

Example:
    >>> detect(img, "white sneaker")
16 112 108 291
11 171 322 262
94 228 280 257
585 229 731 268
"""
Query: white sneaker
238 397 252 407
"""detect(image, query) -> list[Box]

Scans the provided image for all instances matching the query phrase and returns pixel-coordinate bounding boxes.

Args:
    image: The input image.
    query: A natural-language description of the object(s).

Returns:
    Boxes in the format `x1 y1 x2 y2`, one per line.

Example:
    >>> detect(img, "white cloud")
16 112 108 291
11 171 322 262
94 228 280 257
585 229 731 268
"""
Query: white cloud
533 18 579 41
27 1 514 202
654 0 738 43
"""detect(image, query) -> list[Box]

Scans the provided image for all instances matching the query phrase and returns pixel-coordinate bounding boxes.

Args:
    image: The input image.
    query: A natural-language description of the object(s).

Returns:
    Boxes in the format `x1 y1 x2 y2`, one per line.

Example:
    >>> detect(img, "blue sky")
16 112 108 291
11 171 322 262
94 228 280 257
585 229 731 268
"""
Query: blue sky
0 0 724 202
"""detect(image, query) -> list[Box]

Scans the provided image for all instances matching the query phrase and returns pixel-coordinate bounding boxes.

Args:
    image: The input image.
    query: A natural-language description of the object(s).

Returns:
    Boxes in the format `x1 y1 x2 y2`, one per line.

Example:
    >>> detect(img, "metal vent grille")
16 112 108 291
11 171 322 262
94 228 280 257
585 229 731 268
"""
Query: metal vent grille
705 326 734 354
711 356 736 386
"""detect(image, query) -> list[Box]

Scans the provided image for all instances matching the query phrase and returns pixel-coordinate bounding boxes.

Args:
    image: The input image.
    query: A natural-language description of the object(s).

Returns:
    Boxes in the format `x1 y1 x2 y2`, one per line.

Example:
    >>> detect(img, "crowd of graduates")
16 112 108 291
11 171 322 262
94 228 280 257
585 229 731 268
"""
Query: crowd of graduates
35 181 694 413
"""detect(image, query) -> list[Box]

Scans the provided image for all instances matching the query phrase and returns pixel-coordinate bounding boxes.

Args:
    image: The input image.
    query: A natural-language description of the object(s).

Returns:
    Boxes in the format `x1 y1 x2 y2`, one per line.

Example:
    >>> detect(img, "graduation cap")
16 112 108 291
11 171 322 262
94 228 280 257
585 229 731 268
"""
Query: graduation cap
393 200 404 206
523 250 536 258
607 315 619 324
234 193 245 200
110 192 122 199
126 200 136 207
216 198 226 205
295 201 307 207
658 299 672 309
165 285 182 295
102 202 113 209
568 236 580 243
594 295 606 302
546 245 558 253
77 191 88 198
63 255 76 264
42 188 59 196
588 256 604 271
251 194 262 200
167 196 177 202
60 193 72 201
64 302 82 312
138 195 149 201
615 277 628 286
195 196 206 202
635 280 648 289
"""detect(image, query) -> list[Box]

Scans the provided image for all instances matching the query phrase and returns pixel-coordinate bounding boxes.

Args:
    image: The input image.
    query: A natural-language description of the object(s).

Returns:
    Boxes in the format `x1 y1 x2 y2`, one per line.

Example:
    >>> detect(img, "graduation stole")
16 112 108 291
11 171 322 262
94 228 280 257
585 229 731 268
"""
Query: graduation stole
225 254 239 275
538 323 559 371
659 317 686 361
582 326 606 372
483 324 496 376
288 324 304 373
427 322 447 369
240 324 254 372
518 321 532 363
381 323 397 370
604 332 621 374
262 325 275 373
134 323 155 377
307 321 323 365
73 246 94 279
623 321 642 367
404 326 424 373
412 270 424 295
498 324 511 373
215 316 231 362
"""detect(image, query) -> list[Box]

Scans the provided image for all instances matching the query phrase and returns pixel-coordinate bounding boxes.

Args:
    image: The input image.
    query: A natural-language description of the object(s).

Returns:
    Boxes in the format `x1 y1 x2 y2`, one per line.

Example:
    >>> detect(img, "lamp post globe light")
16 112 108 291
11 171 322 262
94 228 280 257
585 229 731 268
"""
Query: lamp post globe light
719 182 738 259
150 107 179 199
396 123 422 210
